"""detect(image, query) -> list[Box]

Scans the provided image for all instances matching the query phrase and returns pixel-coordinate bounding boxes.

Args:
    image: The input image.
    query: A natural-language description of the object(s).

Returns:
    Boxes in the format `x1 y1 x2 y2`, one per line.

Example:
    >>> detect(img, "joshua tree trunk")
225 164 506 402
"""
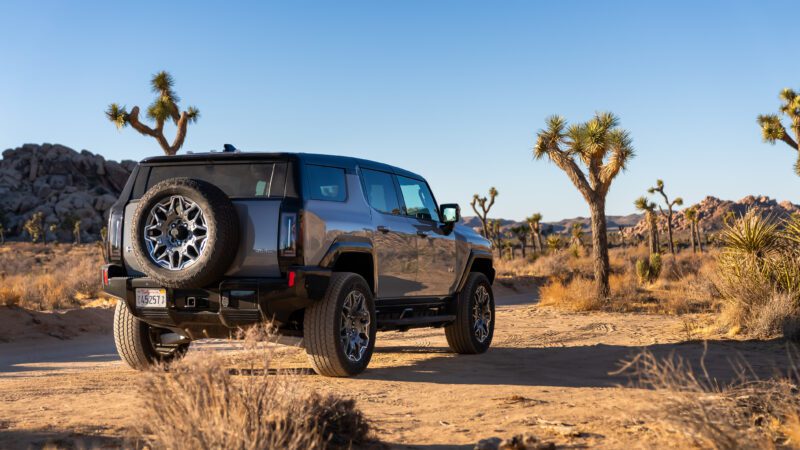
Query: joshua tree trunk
590 199 610 300
696 224 704 253
689 222 697 253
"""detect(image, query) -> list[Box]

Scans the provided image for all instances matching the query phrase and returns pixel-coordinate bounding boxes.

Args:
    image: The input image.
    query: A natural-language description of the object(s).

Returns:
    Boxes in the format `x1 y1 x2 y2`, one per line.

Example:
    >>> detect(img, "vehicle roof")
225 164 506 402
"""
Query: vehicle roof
139 151 425 180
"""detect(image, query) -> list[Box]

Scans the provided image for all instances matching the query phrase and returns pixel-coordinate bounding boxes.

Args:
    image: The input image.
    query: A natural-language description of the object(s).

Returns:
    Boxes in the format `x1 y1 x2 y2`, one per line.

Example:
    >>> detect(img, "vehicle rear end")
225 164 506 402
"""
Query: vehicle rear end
102 153 310 341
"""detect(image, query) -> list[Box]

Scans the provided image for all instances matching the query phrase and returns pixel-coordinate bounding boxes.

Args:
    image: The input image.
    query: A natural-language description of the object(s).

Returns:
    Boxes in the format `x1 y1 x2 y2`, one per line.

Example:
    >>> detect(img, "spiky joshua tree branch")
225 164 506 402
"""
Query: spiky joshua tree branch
470 187 498 240
758 88 800 175
106 71 200 156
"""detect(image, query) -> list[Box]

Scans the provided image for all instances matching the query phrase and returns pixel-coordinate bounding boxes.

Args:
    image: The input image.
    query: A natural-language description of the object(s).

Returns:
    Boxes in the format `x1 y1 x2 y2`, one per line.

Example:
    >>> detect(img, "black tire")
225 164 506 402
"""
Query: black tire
445 272 495 354
304 273 377 377
113 300 189 370
132 177 239 289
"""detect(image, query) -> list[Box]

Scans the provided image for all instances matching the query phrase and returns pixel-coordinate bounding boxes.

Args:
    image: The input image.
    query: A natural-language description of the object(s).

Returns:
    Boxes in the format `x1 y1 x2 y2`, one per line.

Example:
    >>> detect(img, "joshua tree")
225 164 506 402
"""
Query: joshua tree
487 219 504 253
526 213 544 253
570 222 585 252
757 88 800 175
73 220 82 245
24 212 44 244
648 179 683 254
546 234 563 252
534 112 634 299
510 225 528 258
684 207 703 254
0 223 4 245
470 187 498 239
106 71 200 156
634 196 660 255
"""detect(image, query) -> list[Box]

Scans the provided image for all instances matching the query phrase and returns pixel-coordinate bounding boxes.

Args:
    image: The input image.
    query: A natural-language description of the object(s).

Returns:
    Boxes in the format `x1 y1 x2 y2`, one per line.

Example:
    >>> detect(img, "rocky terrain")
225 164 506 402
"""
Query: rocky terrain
623 195 800 238
0 144 135 241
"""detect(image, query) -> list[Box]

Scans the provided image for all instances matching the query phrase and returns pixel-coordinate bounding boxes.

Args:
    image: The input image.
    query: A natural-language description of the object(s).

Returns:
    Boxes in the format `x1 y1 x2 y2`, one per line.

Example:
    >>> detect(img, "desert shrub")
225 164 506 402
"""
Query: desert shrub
617 349 800 450
717 212 800 338
539 276 605 311
0 243 104 309
635 253 662 284
136 346 369 449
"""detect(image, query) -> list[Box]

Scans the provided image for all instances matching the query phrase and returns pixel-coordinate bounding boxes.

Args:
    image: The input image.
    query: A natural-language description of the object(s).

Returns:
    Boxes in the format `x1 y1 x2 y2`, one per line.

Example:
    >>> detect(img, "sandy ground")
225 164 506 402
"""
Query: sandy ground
0 285 795 449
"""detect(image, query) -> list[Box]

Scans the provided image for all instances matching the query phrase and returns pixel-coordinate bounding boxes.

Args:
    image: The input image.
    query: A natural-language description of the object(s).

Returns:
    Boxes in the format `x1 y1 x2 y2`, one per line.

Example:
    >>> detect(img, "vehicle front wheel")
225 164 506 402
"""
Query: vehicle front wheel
303 273 376 377
445 272 495 354
113 300 189 370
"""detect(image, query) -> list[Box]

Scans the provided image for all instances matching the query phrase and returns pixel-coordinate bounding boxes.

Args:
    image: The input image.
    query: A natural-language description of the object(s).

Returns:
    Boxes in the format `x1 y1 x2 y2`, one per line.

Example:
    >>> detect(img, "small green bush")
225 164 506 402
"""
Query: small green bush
636 253 662 284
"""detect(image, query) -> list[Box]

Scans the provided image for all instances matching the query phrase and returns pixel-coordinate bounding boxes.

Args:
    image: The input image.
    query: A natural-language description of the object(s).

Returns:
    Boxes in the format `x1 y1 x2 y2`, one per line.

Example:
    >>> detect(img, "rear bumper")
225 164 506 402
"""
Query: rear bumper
102 265 331 339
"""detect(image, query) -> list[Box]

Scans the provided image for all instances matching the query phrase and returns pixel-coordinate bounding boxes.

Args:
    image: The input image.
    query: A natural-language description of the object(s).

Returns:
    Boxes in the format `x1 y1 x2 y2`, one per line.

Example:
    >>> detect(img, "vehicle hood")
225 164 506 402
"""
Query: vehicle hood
454 223 492 251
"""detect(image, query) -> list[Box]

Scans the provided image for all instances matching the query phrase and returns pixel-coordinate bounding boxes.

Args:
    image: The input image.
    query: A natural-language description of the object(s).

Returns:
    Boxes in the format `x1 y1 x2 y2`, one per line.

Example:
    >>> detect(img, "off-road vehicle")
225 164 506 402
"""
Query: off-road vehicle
102 151 495 376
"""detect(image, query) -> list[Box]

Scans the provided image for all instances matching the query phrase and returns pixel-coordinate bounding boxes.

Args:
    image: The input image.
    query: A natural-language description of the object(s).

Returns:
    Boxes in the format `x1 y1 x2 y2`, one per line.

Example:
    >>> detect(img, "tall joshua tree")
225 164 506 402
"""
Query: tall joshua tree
106 71 200 156
470 187 498 239
684 207 702 254
648 179 683 254
757 88 800 175
634 196 659 255
526 213 543 253
511 225 528 258
534 112 634 299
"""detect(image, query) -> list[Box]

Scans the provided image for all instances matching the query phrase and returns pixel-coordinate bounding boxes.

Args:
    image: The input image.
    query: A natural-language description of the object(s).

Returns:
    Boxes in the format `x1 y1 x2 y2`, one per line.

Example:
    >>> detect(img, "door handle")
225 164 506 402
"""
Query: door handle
416 231 429 238
377 225 391 233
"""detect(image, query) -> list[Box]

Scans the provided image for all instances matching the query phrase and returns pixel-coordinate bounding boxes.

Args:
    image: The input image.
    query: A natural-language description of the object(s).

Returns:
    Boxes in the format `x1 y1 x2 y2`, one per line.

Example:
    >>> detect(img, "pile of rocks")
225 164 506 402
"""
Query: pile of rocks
0 143 136 242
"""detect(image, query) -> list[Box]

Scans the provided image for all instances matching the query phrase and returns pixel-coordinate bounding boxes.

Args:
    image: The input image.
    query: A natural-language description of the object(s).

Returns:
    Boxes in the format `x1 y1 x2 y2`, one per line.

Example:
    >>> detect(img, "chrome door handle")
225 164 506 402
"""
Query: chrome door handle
377 226 391 233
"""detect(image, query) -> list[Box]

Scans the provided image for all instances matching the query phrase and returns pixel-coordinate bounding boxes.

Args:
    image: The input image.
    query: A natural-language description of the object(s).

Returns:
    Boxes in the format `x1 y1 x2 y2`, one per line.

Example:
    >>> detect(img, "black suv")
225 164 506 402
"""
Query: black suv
102 152 495 376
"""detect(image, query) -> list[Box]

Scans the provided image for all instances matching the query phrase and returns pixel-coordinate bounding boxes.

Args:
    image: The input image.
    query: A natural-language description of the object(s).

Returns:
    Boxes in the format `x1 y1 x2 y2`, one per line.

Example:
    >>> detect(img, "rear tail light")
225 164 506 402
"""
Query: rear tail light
279 212 297 257
107 209 123 261
288 270 296 288
102 267 109 287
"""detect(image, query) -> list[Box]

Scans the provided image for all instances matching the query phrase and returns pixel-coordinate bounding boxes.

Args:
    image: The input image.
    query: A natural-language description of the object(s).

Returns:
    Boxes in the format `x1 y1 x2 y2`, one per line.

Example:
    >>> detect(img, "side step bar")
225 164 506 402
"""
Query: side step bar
377 314 456 330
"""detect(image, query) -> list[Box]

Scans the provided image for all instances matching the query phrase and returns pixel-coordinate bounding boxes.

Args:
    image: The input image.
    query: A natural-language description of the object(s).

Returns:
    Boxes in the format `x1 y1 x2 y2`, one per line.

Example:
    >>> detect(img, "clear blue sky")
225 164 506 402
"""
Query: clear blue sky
1 1 798 221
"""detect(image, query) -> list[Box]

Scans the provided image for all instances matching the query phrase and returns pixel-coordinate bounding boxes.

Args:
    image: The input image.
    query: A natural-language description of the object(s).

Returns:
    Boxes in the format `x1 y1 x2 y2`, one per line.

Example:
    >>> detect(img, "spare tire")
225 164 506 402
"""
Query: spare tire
132 177 239 288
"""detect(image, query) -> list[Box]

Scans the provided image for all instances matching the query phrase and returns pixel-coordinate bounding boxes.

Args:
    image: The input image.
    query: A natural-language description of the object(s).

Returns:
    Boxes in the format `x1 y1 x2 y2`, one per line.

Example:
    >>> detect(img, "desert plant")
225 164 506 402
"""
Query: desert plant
470 187 498 239
510 225 528 258
684 207 703 254
23 212 44 244
648 179 683 254
534 112 634 299
526 213 544 253
634 196 660 255
757 88 800 175
99 226 108 260
569 222 584 253
106 71 200 156
0 223 4 245
635 253 662 284
73 220 81 245
717 211 800 337
546 234 563 252
48 224 57 243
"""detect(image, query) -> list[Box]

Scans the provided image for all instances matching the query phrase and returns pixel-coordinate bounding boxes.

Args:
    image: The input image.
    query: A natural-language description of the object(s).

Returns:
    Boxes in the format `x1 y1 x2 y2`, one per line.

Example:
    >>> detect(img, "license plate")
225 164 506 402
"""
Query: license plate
136 288 167 308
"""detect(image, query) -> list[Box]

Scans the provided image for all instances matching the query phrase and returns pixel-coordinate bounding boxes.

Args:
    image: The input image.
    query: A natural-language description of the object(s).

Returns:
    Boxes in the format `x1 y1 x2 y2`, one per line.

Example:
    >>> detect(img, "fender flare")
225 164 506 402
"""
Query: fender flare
455 249 495 293
318 240 374 268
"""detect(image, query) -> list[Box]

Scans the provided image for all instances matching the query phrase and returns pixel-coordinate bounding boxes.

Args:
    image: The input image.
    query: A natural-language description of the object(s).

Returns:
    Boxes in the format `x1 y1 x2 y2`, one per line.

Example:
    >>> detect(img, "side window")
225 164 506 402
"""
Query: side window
306 165 347 202
397 176 440 222
361 169 401 214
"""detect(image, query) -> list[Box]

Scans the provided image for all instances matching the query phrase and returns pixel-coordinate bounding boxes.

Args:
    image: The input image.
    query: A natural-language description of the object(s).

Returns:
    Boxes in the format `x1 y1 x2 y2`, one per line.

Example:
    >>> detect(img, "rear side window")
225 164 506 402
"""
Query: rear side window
145 164 276 198
361 169 400 214
306 165 346 202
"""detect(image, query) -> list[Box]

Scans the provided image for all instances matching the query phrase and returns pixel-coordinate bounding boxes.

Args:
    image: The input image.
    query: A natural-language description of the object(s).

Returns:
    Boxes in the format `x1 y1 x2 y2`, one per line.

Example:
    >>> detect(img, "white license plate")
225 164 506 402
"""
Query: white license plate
136 289 167 308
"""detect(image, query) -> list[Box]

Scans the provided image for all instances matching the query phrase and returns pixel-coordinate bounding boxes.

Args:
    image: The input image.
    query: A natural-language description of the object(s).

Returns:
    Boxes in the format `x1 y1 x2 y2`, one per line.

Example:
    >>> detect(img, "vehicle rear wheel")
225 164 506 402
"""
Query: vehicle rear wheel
304 273 376 377
113 300 189 370
445 272 494 354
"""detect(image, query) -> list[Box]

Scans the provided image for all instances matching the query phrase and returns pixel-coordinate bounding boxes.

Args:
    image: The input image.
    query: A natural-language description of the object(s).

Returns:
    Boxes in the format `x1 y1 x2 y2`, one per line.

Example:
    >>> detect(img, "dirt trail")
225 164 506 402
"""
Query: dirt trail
0 286 794 449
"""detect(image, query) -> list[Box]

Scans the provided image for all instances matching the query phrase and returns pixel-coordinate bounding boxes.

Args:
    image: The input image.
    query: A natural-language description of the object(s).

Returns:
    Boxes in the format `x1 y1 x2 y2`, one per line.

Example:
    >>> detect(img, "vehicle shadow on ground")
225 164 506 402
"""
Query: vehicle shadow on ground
362 338 794 388
0 430 122 450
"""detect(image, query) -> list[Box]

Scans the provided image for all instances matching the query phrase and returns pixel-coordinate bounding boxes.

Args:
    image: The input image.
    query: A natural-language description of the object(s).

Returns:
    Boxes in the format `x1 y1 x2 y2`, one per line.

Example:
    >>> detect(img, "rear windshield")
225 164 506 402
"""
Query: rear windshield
143 163 278 198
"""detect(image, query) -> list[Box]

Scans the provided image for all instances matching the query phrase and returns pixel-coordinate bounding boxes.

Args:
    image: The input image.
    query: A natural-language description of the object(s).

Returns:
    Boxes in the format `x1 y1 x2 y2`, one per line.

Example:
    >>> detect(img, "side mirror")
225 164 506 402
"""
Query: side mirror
440 203 460 224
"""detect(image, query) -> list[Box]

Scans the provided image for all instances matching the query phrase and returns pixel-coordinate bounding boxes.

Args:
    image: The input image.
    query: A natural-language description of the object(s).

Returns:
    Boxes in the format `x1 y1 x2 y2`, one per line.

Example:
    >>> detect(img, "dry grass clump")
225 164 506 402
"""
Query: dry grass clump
136 328 370 450
0 243 104 310
617 348 800 449
532 246 719 314
717 212 800 339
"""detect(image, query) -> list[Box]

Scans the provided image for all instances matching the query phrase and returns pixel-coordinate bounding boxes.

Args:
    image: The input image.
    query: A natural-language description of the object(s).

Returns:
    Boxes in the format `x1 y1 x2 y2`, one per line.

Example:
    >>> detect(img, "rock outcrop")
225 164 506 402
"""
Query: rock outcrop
0 143 136 241
623 195 800 238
